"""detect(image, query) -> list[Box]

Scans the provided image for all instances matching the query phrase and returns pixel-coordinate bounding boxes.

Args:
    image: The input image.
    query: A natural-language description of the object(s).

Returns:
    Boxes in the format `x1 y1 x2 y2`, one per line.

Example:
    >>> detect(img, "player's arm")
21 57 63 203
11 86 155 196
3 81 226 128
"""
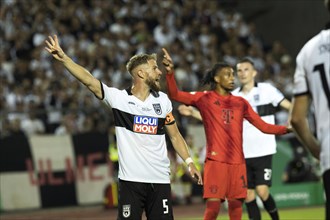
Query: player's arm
244 99 291 134
290 95 320 159
162 48 197 105
165 113 203 185
178 105 203 121
279 98 291 111
279 98 292 125
45 35 102 99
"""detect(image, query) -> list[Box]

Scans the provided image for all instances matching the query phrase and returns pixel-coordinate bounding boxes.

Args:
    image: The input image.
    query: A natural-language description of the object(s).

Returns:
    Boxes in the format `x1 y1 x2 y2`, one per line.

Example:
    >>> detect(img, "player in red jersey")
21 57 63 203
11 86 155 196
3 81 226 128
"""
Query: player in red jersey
162 48 291 220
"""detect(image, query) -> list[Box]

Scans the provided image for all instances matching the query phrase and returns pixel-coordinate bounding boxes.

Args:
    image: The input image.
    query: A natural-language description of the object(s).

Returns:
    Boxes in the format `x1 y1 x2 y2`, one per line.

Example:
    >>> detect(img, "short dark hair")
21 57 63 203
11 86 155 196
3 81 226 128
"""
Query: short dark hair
202 63 232 89
237 57 255 67
126 53 157 74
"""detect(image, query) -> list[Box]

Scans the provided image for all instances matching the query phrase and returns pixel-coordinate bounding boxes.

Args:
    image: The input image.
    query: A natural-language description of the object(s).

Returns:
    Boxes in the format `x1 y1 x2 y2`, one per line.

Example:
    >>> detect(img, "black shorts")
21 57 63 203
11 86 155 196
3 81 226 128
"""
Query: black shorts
117 179 173 220
245 155 273 189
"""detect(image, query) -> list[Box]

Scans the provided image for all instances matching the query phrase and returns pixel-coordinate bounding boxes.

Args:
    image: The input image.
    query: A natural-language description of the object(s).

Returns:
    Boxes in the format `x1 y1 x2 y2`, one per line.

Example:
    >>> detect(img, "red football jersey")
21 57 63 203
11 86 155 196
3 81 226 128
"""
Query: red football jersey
166 73 287 164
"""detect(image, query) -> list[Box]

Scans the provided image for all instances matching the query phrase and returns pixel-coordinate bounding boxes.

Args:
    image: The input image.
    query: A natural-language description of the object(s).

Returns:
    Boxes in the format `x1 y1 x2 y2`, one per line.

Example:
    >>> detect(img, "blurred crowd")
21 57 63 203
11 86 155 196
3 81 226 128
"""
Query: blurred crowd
0 0 295 138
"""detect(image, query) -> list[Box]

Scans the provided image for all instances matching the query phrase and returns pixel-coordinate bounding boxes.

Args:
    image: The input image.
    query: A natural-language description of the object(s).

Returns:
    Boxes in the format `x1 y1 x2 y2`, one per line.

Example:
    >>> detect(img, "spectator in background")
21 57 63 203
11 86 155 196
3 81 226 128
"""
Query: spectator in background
290 0 330 219
54 112 79 135
45 35 202 219
20 100 46 135
2 1 294 136
21 112 45 135
8 118 25 136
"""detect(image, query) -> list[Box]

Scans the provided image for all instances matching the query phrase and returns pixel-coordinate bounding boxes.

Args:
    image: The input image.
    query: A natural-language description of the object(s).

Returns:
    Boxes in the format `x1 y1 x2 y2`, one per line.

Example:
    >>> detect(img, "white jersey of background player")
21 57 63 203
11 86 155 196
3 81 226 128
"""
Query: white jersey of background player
232 83 285 158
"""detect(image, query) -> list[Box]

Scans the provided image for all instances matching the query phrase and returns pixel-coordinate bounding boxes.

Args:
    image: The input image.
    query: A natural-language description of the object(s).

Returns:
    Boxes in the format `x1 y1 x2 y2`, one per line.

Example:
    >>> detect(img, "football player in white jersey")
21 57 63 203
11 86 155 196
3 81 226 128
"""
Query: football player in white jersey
45 35 202 220
177 58 291 220
290 1 330 218
233 58 291 220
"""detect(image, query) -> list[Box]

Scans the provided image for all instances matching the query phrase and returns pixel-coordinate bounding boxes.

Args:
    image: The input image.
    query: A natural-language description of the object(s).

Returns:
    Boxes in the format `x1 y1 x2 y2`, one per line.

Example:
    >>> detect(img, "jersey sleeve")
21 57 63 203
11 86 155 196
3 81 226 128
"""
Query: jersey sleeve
166 73 201 105
266 84 285 106
101 82 119 107
243 98 287 135
293 49 309 96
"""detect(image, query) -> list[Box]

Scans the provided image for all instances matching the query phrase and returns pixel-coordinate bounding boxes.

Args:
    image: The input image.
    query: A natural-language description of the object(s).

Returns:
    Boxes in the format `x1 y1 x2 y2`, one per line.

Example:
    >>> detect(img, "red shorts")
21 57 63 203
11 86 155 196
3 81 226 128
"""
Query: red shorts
203 160 247 200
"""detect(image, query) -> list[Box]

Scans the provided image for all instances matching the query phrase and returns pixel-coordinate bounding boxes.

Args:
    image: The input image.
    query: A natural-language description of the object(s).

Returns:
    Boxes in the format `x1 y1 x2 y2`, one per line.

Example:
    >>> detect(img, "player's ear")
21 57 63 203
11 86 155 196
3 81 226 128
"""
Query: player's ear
137 69 145 79
253 70 257 78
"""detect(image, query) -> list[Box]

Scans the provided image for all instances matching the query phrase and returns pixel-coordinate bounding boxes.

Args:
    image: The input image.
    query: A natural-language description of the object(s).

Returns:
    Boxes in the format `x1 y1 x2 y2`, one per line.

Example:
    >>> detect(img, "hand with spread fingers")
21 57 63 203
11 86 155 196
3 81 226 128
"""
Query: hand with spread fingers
45 35 66 62
161 48 174 73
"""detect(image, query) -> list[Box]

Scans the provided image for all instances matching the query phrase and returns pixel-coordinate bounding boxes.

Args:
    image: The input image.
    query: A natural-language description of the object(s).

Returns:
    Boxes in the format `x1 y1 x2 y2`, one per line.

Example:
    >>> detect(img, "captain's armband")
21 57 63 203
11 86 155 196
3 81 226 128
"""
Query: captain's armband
165 112 175 125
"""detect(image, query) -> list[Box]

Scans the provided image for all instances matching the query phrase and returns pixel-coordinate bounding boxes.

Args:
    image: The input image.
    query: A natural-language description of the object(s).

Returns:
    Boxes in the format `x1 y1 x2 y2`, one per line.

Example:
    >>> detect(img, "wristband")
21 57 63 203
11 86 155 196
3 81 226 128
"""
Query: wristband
185 157 194 165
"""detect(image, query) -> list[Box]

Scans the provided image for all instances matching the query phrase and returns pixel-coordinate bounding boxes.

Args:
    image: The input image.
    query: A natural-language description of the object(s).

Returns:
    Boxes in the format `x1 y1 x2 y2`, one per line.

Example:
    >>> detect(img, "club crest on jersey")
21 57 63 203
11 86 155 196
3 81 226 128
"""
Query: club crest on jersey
254 94 259 102
152 103 162 115
133 116 158 134
122 204 131 218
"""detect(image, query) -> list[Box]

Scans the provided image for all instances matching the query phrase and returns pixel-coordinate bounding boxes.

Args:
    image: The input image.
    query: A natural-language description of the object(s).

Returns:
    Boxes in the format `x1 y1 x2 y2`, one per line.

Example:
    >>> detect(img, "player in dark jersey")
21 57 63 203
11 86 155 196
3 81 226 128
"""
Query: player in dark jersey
45 35 202 220
162 48 291 220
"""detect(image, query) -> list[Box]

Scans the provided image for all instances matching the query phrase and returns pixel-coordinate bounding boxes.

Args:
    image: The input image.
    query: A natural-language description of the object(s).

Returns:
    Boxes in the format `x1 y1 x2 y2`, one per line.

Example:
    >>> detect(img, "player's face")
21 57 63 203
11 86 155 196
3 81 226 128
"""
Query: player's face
236 62 256 85
145 59 162 92
215 67 235 91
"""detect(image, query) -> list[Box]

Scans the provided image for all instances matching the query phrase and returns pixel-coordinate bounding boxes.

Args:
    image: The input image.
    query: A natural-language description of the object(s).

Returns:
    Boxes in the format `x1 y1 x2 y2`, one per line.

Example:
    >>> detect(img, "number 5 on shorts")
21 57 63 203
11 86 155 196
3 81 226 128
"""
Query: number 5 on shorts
162 199 169 214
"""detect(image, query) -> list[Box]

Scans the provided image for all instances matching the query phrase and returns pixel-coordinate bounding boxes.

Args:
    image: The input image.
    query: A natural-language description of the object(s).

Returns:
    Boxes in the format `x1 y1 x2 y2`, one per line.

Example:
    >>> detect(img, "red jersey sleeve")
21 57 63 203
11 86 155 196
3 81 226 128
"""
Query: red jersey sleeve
243 99 288 135
166 73 201 105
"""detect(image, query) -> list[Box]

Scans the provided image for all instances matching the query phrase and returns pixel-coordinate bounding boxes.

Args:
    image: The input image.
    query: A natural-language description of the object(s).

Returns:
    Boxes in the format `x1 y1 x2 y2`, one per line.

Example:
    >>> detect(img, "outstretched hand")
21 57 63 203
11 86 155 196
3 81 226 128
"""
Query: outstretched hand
45 35 66 62
178 105 194 117
162 48 174 73
286 125 293 133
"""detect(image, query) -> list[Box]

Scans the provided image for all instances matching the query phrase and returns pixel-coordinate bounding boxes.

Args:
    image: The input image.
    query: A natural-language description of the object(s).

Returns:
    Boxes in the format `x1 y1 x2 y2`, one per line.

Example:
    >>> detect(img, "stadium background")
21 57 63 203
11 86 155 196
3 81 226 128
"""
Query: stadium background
0 0 328 217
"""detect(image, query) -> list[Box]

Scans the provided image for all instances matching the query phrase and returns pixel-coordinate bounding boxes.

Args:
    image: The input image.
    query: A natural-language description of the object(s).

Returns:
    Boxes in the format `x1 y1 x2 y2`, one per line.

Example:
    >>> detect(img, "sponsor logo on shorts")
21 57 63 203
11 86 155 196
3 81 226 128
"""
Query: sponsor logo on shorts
133 116 158 134
123 204 131 218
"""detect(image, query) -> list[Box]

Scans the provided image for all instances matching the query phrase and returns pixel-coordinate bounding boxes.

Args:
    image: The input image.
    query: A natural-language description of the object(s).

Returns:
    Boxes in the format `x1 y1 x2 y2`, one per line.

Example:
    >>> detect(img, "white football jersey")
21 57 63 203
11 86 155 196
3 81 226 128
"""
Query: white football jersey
232 83 285 158
293 29 330 174
102 83 172 183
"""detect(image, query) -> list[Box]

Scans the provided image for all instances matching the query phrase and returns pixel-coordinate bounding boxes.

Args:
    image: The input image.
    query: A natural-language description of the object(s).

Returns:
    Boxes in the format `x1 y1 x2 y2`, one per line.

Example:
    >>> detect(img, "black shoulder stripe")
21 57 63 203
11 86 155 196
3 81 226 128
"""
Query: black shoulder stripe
165 120 176 126
293 91 310 97
97 80 105 100
256 103 276 116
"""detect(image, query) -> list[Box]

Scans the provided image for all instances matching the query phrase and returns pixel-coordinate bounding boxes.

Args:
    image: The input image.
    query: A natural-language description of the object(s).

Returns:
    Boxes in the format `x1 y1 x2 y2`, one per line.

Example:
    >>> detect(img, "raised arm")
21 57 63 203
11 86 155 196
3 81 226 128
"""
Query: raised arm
165 120 203 185
45 35 102 99
162 48 198 105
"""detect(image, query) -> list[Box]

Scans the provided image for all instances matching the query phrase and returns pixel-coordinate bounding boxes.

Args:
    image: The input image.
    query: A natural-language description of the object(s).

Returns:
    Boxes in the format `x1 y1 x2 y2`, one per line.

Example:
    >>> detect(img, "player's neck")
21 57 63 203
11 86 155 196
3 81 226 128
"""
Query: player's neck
214 87 231 96
131 84 150 101
241 80 255 94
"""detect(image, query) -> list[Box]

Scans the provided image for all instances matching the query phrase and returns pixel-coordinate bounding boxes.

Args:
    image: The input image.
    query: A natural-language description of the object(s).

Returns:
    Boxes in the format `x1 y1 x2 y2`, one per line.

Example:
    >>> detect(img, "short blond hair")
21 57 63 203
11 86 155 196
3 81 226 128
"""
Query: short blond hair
126 53 157 74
